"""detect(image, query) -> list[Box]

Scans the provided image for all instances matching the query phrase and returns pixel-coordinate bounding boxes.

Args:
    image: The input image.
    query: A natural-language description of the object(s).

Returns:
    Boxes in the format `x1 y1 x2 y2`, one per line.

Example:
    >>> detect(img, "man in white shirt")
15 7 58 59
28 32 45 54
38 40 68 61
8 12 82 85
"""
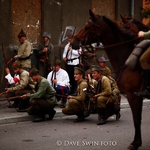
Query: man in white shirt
47 59 70 107
5 67 19 85
63 35 82 94
5 67 20 108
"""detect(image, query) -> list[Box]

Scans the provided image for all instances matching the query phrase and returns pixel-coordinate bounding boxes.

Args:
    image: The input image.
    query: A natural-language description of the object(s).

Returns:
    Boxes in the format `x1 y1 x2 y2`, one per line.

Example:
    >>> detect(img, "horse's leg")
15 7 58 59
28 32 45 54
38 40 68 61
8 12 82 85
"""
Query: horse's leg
127 94 143 150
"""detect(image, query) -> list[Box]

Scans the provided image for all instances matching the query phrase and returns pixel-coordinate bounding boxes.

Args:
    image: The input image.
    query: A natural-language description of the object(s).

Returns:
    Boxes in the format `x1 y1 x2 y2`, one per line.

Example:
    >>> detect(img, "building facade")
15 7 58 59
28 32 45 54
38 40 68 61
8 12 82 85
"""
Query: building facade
0 0 143 91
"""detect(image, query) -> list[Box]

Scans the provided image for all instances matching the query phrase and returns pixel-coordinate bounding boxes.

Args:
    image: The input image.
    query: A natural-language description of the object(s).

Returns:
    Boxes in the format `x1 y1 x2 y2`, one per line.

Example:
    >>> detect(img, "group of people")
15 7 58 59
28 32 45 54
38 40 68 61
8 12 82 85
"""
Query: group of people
3 28 122 124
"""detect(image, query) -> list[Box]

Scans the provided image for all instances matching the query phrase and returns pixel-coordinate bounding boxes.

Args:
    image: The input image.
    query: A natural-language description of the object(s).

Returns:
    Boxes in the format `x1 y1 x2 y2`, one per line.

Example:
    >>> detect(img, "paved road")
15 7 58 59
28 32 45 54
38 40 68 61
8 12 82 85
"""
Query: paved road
0 105 150 150
0 95 150 125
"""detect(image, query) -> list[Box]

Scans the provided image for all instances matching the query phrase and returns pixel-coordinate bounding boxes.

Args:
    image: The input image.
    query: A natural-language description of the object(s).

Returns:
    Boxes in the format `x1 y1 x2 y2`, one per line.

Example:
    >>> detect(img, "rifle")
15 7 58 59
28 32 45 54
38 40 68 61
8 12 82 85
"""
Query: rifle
0 96 21 101
44 45 52 75
55 93 68 99
65 27 76 63
7 57 15 65
52 57 57 88
1 43 8 67
0 91 6 97
0 93 69 102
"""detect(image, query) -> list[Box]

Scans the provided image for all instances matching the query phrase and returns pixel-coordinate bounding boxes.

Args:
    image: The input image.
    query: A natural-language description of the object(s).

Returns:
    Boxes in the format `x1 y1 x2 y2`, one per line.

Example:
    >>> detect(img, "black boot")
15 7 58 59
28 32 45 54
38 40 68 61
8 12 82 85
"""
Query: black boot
48 109 56 120
135 70 150 97
33 114 46 122
60 98 67 108
8 99 19 108
74 111 85 122
97 108 106 125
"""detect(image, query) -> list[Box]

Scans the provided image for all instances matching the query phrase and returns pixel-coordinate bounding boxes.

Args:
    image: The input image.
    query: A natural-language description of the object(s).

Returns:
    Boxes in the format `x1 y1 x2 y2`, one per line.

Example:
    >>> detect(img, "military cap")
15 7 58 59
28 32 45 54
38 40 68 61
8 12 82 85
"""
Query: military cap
90 65 102 72
29 67 39 77
74 67 85 75
85 69 91 75
43 31 51 39
18 29 26 39
98 56 109 62
53 59 61 66
12 61 22 69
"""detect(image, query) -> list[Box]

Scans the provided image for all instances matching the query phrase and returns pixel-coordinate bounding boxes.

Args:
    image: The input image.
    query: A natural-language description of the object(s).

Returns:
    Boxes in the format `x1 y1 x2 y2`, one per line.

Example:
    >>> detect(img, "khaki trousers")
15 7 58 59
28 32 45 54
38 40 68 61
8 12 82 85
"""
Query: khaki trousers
62 99 84 115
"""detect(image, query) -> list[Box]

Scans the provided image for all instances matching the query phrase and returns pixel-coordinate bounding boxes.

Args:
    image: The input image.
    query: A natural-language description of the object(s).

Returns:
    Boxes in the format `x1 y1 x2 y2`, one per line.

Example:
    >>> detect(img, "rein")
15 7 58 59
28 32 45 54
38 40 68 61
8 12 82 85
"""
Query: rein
87 18 140 49
121 19 133 28
99 37 140 49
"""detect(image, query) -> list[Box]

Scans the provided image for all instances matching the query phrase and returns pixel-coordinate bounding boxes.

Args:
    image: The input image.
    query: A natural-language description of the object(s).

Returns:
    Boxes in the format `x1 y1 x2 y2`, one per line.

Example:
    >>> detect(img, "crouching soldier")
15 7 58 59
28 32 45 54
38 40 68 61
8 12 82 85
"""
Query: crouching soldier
5 61 35 111
62 67 88 122
90 65 115 125
21 67 57 122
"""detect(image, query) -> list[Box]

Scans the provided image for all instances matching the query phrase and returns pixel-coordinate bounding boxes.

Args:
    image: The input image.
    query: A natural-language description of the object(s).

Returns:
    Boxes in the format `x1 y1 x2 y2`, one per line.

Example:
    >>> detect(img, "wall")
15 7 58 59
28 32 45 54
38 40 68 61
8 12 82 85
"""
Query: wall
11 0 41 45
92 0 116 20
0 0 143 92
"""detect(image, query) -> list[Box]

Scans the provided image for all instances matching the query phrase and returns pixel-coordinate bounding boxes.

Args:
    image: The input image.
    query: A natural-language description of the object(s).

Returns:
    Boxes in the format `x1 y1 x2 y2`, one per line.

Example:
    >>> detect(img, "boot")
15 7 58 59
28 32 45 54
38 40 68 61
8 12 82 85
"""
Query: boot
60 98 67 108
74 111 85 122
8 99 19 108
48 109 56 120
135 70 150 97
97 108 106 125
32 114 46 122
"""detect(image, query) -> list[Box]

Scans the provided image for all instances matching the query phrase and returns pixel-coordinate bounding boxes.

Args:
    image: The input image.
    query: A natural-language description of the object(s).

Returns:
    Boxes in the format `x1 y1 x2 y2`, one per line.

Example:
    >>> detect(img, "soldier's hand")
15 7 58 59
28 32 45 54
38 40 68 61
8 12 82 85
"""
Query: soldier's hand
63 57 67 62
14 55 18 59
5 88 10 93
21 94 27 99
67 95 73 99
53 79 57 84
68 45 72 51
43 47 48 52
5 67 10 74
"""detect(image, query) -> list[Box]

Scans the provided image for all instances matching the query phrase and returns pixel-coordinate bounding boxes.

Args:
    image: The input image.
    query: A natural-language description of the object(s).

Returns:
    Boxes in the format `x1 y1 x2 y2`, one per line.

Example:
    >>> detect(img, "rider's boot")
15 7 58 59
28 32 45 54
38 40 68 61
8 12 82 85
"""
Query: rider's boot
136 69 150 97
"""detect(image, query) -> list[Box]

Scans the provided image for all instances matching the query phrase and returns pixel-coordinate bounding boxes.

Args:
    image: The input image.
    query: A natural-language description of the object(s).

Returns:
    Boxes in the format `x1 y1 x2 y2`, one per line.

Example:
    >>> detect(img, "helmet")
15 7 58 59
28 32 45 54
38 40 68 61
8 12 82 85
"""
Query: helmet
43 31 51 39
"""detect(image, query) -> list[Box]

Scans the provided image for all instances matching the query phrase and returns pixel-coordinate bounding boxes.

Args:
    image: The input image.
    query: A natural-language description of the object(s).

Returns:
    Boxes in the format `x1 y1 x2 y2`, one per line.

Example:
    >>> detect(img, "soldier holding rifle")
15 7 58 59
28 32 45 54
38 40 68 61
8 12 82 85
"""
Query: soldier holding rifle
62 67 88 122
47 59 70 108
14 29 33 71
21 67 57 122
36 31 54 77
5 61 35 112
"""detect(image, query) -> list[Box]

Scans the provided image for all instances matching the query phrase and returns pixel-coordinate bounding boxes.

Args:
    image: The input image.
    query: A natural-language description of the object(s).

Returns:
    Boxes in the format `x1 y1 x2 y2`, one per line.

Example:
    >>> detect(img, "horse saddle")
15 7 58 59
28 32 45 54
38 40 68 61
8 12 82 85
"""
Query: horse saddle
125 40 150 69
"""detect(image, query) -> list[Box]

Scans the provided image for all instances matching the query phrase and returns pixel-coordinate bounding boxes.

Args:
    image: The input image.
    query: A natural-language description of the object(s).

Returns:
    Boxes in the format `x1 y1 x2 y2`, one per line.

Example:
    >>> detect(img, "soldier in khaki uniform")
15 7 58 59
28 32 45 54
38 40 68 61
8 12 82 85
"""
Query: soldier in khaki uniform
5 61 35 111
98 56 111 76
62 67 88 122
91 65 112 125
14 29 33 71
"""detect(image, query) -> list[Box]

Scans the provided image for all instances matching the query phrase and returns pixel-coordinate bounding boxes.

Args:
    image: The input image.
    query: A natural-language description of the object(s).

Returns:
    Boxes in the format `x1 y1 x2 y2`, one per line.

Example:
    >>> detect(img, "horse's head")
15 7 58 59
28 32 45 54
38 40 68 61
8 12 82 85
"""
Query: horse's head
120 14 149 35
71 10 103 49
120 15 139 35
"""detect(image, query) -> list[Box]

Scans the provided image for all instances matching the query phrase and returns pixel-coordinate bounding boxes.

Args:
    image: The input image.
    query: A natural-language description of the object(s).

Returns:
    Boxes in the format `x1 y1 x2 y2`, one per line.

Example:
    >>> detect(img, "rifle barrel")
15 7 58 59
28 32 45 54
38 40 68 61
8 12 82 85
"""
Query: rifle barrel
1 43 8 67
0 96 21 101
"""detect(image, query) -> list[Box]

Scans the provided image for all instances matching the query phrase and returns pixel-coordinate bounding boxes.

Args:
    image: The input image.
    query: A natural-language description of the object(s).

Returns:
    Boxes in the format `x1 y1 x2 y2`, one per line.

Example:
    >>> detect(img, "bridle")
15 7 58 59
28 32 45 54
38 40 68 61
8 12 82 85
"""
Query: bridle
84 17 139 49
121 19 134 29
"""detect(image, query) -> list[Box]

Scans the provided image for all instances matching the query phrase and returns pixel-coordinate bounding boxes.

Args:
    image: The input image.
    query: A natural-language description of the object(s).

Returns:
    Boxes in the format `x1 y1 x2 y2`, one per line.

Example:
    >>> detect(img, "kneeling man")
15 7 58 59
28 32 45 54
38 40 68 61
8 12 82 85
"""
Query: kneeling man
62 67 88 122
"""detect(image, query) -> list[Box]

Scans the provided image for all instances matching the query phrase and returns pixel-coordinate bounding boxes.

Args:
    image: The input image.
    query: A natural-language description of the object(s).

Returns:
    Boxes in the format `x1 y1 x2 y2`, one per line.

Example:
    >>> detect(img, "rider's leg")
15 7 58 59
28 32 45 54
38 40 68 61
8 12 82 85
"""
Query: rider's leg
137 49 150 96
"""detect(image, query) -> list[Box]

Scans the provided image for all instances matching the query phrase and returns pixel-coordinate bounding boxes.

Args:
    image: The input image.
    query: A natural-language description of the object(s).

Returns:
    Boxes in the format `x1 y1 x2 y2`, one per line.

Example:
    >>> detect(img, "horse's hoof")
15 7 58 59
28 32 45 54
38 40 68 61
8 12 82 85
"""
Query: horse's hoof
116 112 121 120
127 144 139 150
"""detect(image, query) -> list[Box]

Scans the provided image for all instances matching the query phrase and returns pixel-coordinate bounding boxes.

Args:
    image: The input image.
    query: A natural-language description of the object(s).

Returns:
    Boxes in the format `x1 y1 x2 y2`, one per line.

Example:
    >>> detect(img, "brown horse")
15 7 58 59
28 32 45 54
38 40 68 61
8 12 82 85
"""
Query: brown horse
120 15 150 35
71 10 146 150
